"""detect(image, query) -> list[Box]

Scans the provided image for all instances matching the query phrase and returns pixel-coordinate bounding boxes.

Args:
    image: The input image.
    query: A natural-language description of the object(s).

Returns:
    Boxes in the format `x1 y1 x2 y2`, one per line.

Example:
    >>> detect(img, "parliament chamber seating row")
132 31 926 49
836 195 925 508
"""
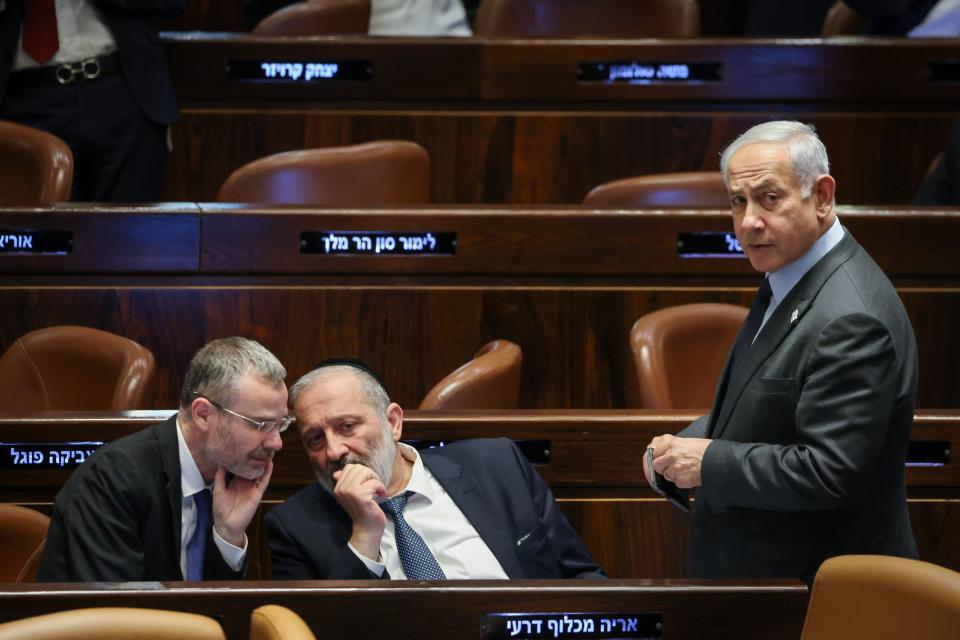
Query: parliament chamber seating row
0 410 957 581
2 205 958 409
159 35 960 205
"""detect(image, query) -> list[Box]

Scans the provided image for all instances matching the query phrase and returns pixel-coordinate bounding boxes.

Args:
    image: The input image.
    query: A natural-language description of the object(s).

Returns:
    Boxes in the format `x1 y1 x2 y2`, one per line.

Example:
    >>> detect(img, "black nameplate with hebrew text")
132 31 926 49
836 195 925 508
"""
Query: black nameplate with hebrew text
301 231 457 255
0 442 104 470
676 232 745 258
578 61 721 84
226 59 372 82
928 61 960 82
481 613 661 640
0 229 72 255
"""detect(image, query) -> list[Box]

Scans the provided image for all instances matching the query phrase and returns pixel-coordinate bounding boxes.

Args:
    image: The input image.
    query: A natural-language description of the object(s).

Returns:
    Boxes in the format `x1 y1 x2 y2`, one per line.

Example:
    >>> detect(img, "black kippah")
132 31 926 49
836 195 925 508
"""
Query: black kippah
313 358 389 395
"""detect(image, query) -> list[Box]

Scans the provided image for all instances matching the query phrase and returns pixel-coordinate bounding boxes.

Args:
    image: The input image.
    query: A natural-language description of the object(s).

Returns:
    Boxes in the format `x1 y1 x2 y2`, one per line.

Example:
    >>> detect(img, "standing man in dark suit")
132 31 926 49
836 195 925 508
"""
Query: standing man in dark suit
266 361 605 580
0 0 184 201
38 337 288 582
644 121 919 584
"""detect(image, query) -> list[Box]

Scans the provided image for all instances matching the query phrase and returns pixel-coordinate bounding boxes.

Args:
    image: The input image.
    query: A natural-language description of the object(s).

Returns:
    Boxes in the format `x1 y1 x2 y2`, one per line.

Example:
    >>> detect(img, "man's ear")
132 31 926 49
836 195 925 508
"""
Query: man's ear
191 397 215 433
386 403 404 442
814 174 836 220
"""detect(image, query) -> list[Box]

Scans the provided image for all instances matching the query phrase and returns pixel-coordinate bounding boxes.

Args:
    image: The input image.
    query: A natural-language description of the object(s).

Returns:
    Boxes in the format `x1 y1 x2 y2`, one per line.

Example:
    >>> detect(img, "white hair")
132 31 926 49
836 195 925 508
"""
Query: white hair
719 121 830 198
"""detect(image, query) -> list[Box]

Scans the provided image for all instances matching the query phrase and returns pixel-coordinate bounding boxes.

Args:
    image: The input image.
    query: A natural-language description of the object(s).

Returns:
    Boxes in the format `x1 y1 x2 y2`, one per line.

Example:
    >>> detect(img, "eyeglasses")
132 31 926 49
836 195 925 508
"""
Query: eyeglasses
195 393 292 434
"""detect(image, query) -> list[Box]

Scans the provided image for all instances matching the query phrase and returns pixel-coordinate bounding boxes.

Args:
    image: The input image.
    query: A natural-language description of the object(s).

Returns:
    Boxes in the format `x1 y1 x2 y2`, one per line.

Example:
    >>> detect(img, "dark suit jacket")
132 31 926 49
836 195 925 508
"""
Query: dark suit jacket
690 230 919 584
0 0 183 124
914 120 960 205
266 438 606 580
38 416 242 582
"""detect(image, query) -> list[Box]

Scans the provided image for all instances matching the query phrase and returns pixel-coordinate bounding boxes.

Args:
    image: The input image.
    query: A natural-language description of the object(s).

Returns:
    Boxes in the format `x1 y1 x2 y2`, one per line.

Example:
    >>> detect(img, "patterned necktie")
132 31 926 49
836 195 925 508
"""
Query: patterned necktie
380 491 446 580
185 489 211 581
728 277 773 376
22 0 60 64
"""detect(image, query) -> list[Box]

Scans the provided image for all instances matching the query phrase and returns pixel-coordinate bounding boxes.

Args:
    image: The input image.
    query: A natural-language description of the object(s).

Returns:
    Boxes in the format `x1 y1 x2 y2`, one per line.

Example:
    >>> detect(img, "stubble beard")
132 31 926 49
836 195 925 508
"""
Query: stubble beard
316 420 396 495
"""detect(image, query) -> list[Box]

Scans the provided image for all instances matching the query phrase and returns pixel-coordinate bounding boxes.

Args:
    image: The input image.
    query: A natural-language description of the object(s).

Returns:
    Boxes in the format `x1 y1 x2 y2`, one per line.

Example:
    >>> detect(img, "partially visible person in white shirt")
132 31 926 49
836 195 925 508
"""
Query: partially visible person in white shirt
369 0 471 35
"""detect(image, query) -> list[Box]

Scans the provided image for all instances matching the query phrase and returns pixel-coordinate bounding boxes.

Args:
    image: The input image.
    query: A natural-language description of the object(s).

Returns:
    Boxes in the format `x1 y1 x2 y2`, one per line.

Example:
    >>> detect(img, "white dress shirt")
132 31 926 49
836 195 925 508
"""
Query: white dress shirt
350 443 508 579
14 0 116 70
909 0 960 36
369 0 472 36
176 419 246 578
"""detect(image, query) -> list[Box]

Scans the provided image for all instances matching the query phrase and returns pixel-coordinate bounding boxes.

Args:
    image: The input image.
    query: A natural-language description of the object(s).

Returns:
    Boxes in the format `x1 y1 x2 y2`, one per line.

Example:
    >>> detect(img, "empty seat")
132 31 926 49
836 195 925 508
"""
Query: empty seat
419 340 522 410
0 119 73 205
800 555 960 640
0 326 156 412
0 505 50 583
0 608 225 640
475 0 700 38
584 171 728 208
252 0 372 35
250 605 316 640
217 140 431 205
630 304 747 409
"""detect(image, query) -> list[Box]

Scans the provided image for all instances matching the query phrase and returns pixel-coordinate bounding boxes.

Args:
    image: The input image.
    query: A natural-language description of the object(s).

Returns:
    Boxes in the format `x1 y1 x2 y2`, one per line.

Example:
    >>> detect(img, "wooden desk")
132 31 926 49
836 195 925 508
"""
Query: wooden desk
160 35 960 204
2 206 958 408
1 410 957 577
0 580 809 640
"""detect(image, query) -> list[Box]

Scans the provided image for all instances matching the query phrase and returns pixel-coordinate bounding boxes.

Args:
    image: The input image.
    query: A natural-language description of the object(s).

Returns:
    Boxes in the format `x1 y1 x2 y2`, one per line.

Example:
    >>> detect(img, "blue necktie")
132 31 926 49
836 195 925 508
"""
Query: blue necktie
380 491 446 580
185 489 211 581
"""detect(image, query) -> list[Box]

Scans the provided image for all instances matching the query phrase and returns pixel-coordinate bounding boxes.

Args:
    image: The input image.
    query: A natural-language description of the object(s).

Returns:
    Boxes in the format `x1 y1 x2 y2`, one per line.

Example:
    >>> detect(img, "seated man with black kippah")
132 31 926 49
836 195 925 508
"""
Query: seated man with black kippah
39 337 289 582
267 360 605 580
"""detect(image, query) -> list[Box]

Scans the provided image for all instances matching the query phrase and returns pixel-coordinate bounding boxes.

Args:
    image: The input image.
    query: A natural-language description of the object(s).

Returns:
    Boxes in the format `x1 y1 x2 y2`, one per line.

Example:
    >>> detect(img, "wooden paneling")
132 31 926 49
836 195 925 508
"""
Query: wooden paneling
0 580 809 640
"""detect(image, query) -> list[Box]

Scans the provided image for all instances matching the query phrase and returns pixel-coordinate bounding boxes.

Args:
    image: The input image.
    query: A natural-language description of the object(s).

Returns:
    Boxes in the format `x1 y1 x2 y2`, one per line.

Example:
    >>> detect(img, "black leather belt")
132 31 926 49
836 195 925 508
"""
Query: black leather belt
8 53 120 89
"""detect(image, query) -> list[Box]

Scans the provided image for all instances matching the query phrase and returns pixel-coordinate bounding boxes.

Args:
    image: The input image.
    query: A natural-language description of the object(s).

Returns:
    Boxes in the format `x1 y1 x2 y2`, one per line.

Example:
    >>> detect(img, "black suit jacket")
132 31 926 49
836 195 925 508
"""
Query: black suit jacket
38 416 242 582
689 230 919 583
266 438 606 580
0 0 183 124
914 120 960 205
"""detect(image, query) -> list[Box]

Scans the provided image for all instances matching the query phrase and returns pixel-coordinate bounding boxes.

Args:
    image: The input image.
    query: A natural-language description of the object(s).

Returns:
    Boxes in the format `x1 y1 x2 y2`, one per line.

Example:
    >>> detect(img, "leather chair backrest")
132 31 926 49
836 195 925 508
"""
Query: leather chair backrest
252 0 371 35
419 340 522 410
584 171 729 208
0 119 73 205
475 0 700 38
0 326 156 412
0 505 50 582
821 1 868 36
0 608 225 640
217 140 431 205
630 303 747 409
250 605 316 640
800 555 960 640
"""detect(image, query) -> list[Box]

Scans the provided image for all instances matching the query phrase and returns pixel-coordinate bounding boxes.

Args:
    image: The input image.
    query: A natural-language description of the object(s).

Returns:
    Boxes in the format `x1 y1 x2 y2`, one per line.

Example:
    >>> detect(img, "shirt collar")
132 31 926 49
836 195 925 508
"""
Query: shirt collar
394 442 436 503
767 216 844 305
176 417 208 499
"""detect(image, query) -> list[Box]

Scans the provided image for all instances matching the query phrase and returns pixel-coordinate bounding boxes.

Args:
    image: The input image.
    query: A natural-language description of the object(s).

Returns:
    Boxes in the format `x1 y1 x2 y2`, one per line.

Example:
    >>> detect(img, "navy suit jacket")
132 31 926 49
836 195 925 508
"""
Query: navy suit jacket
689 230 918 584
266 438 606 580
38 416 242 582
0 0 183 124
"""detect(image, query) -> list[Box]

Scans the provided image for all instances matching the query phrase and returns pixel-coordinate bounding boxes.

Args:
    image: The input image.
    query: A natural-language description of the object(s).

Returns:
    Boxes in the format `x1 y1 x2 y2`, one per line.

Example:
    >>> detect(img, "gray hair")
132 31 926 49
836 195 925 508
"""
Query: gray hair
719 121 830 198
289 364 391 417
179 337 286 408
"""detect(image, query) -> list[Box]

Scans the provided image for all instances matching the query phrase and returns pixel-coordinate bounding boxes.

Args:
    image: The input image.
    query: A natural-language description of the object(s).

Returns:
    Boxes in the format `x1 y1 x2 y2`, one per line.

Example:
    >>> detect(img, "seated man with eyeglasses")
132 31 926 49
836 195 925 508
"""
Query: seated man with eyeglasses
38 337 289 582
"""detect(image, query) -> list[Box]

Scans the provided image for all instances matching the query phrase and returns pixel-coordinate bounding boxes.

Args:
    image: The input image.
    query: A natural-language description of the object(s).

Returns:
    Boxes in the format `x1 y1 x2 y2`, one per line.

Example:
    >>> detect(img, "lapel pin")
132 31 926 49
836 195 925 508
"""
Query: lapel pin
790 309 799 325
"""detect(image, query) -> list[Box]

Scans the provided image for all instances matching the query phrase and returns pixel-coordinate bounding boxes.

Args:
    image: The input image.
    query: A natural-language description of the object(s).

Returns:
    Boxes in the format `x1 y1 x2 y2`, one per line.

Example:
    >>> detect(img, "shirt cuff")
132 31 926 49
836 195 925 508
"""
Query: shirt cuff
348 542 386 577
213 528 247 572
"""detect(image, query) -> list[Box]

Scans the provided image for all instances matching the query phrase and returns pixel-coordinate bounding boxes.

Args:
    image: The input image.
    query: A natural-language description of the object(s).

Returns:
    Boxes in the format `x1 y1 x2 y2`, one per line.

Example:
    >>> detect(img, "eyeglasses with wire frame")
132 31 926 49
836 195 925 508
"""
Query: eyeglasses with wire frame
194 393 292 434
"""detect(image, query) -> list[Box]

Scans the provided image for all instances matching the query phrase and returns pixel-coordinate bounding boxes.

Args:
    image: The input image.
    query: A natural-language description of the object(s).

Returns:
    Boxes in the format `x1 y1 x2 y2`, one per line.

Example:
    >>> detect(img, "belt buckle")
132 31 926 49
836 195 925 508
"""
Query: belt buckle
54 58 101 85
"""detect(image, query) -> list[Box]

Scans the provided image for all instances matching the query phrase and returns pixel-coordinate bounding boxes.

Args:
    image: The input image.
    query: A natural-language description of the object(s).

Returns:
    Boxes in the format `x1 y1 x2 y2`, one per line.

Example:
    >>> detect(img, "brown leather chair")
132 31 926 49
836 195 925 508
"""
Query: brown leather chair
584 171 729 208
0 505 50 582
0 608 225 640
250 605 316 640
630 303 747 409
217 140 431 205
419 340 522 410
252 0 371 35
0 326 156 412
475 0 700 38
800 555 960 640
0 119 73 205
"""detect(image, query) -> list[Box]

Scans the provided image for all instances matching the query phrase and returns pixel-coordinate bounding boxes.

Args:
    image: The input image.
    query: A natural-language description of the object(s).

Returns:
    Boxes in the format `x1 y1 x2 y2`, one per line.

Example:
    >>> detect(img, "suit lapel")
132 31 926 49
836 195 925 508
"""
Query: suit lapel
421 450 524 578
711 231 860 440
157 416 184 573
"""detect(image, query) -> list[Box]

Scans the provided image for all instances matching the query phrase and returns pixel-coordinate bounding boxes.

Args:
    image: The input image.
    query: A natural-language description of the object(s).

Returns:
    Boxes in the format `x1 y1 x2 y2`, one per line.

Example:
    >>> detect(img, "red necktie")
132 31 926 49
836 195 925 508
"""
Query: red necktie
22 0 60 65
